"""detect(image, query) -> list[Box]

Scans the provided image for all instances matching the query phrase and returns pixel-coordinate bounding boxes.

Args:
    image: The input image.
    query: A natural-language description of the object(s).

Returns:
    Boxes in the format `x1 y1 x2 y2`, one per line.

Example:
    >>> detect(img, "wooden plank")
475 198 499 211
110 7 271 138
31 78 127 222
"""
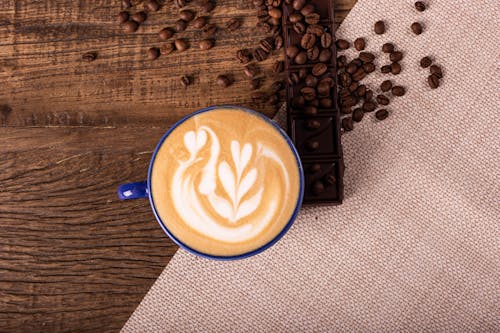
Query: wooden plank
0 126 177 333
0 0 356 128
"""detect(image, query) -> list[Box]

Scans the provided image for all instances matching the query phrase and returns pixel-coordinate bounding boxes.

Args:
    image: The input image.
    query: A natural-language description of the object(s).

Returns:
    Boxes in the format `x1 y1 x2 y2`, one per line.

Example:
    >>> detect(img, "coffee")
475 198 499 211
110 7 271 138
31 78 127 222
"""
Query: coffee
150 108 301 257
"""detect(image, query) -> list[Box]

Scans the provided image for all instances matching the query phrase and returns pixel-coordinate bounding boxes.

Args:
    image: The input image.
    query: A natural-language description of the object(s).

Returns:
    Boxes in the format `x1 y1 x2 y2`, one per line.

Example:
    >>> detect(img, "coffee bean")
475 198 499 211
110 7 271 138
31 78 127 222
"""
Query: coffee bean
145 0 160 12
365 90 374 100
342 117 354 131
275 35 284 49
286 45 300 59
251 91 267 102
430 65 443 78
376 94 390 106
420 56 432 68
117 11 129 24
306 120 321 130
271 80 284 93
257 10 269 23
180 75 191 87
287 72 299 85
382 43 395 53
244 64 259 78
301 87 316 101
293 0 306 10
381 65 391 73
309 99 320 108
363 63 376 73
348 82 358 93
306 140 320 151
131 11 147 23
411 22 423 35
354 37 366 51
298 68 307 79
268 17 281 26
346 63 357 74
319 98 333 108
202 24 217 37
288 12 303 23
301 33 316 50
249 78 261 90
374 20 386 34
339 89 351 100
307 24 324 36
341 95 357 107
352 68 366 81
375 109 389 120
268 7 282 18
122 0 132 9
294 51 307 65
199 39 214 50
174 39 188 52
380 80 392 92
318 49 332 63
356 84 366 97
175 19 187 32
236 49 252 64
160 43 175 55
390 62 401 75
359 52 375 63
175 0 186 8
304 106 318 116
253 48 268 62
340 106 352 114
192 16 208 29
339 72 352 87
268 94 280 105
292 96 305 107
320 33 333 48
311 180 325 195
148 47 160 60
352 108 364 122
307 46 319 61
390 51 403 62
253 0 263 6
305 75 318 87
201 1 215 13
363 101 377 112
300 4 315 16
292 22 306 34
351 58 363 67
337 55 347 68
82 51 97 62
225 18 241 31
392 86 406 96
415 1 426 11
312 63 327 77
317 81 331 97
272 60 284 74
336 39 350 50
428 74 440 89
260 37 274 53
159 28 174 41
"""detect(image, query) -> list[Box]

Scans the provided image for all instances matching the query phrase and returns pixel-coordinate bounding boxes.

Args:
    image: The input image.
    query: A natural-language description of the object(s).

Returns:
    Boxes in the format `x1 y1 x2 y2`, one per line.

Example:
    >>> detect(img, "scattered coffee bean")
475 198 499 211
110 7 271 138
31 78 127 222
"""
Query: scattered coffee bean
420 56 432 68
339 72 352 87
341 106 352 114
293 0 306 10
342 117 354 131
236 49 252 64
306 140 320 151
192 16 208 29
363 100 377 112
380 80 393 92
311 180 325 195
175 0 186 8
117 11 129 24
215 74 231 88
199 39 214 50
392 86 406 96
318 49 332 62
122 0 132 9
337 55 347 68
348 82 358 93
145 0 160 12
307 24 324 36
289 12 303 23
176 19 188 32
304 106 318 116
305 13 320 25
159 28 174 41
374 20 386 34
225 18 241 31
82 52 97 62
294 51 307 65
365 90 374 100
260 37 274 53
415 1 426 12
272 60 284 74
312 63 327 77
292 22 306 34
268 7 282 19
382 43 395 53
301 33 316 50
411 22 423 35
307 46 320 61
363 63 376 73
375 109 389 120
244 64 259 78
180 75 191 87
356 84 366 97
428 74 440 89
351 58 362 67
148 47 160 60
201 1 215 13
430 65 443 78
174 39 189 52
376 94 390 106
202 24 217 37
354 37 366 51
359 52 375 63
381 65 391 73
390 51 403 62
391 62 401 75
131 11 147 23
160 43 175 55
286 45 300 59
253 48 268 62
342 95 357 107
250 78 262 90
306 120 321 130
336 39 350 50
320 33 333 48
352 108 364 122
352 67 367 81
346 63 357 74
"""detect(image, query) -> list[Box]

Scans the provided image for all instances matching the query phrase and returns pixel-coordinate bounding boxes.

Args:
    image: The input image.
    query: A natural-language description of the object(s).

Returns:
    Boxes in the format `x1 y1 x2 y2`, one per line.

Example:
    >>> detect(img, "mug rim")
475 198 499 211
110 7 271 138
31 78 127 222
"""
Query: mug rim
147 105 304 260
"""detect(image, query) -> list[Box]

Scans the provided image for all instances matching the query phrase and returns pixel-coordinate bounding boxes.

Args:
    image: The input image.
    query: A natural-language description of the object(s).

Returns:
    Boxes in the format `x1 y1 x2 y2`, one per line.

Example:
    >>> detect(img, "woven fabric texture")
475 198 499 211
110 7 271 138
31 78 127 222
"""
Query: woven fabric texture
122 0 499 331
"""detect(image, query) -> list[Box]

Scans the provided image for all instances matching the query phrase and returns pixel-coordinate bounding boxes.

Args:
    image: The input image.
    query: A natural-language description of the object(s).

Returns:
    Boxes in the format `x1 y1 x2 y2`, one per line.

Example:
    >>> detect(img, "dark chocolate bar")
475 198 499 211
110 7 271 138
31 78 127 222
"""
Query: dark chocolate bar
283 0 344 204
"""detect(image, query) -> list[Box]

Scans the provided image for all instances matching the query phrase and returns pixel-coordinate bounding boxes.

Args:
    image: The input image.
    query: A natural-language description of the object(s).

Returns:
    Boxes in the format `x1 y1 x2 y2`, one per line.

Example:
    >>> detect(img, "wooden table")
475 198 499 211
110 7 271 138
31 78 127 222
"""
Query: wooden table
0 1 355 331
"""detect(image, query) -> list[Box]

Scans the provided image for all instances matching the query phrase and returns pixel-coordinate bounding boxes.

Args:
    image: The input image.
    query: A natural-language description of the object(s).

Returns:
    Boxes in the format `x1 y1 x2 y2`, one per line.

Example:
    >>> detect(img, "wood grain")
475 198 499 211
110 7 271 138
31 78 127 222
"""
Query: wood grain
0 0 357 332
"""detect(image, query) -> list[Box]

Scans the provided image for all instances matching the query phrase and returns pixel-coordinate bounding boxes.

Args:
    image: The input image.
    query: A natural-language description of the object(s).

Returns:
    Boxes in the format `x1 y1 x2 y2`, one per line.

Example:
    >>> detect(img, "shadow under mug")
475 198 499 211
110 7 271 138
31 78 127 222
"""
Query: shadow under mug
117 105 304 260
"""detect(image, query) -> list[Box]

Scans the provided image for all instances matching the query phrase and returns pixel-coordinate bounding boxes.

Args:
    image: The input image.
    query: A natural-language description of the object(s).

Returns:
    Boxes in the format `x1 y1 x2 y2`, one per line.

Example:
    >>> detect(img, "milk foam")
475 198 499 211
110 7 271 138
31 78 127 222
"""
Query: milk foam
171 125 290 243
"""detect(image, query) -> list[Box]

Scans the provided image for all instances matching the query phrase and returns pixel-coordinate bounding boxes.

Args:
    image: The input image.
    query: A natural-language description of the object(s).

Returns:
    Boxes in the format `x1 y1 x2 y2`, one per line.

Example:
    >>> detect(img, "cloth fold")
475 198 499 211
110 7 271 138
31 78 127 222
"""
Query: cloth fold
122 0 499 331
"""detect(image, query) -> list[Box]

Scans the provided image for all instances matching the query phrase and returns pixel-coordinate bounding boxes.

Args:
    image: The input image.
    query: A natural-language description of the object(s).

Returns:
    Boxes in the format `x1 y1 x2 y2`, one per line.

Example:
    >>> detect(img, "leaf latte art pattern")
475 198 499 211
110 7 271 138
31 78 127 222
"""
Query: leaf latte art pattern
170 126 290 243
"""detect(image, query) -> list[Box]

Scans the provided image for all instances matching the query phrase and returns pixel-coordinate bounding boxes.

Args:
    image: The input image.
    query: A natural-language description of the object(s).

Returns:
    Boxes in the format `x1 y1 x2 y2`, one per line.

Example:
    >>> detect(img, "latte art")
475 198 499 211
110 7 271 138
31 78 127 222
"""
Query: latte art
151 108 301 257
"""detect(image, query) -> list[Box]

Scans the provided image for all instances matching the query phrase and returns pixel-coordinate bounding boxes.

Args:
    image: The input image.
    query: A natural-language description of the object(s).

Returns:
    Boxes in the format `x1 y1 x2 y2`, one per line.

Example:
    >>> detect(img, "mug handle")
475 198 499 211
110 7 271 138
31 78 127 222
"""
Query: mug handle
117 181 148 200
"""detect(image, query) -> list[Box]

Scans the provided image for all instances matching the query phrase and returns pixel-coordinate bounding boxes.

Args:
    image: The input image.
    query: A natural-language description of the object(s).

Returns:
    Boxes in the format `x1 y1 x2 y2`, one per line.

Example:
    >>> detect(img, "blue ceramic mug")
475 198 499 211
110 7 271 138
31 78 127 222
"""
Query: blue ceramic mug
118 106 304 260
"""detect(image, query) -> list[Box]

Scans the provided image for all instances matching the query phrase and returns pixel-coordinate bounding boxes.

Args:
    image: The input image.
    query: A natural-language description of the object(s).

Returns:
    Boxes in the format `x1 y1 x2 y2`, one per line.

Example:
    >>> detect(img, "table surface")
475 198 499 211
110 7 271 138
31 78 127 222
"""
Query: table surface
0 1 356 332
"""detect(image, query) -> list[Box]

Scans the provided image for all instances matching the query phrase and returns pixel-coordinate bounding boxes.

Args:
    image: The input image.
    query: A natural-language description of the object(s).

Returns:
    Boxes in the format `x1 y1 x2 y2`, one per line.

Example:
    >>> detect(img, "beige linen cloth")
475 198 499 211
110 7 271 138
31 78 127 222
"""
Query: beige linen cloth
122 0 499 331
